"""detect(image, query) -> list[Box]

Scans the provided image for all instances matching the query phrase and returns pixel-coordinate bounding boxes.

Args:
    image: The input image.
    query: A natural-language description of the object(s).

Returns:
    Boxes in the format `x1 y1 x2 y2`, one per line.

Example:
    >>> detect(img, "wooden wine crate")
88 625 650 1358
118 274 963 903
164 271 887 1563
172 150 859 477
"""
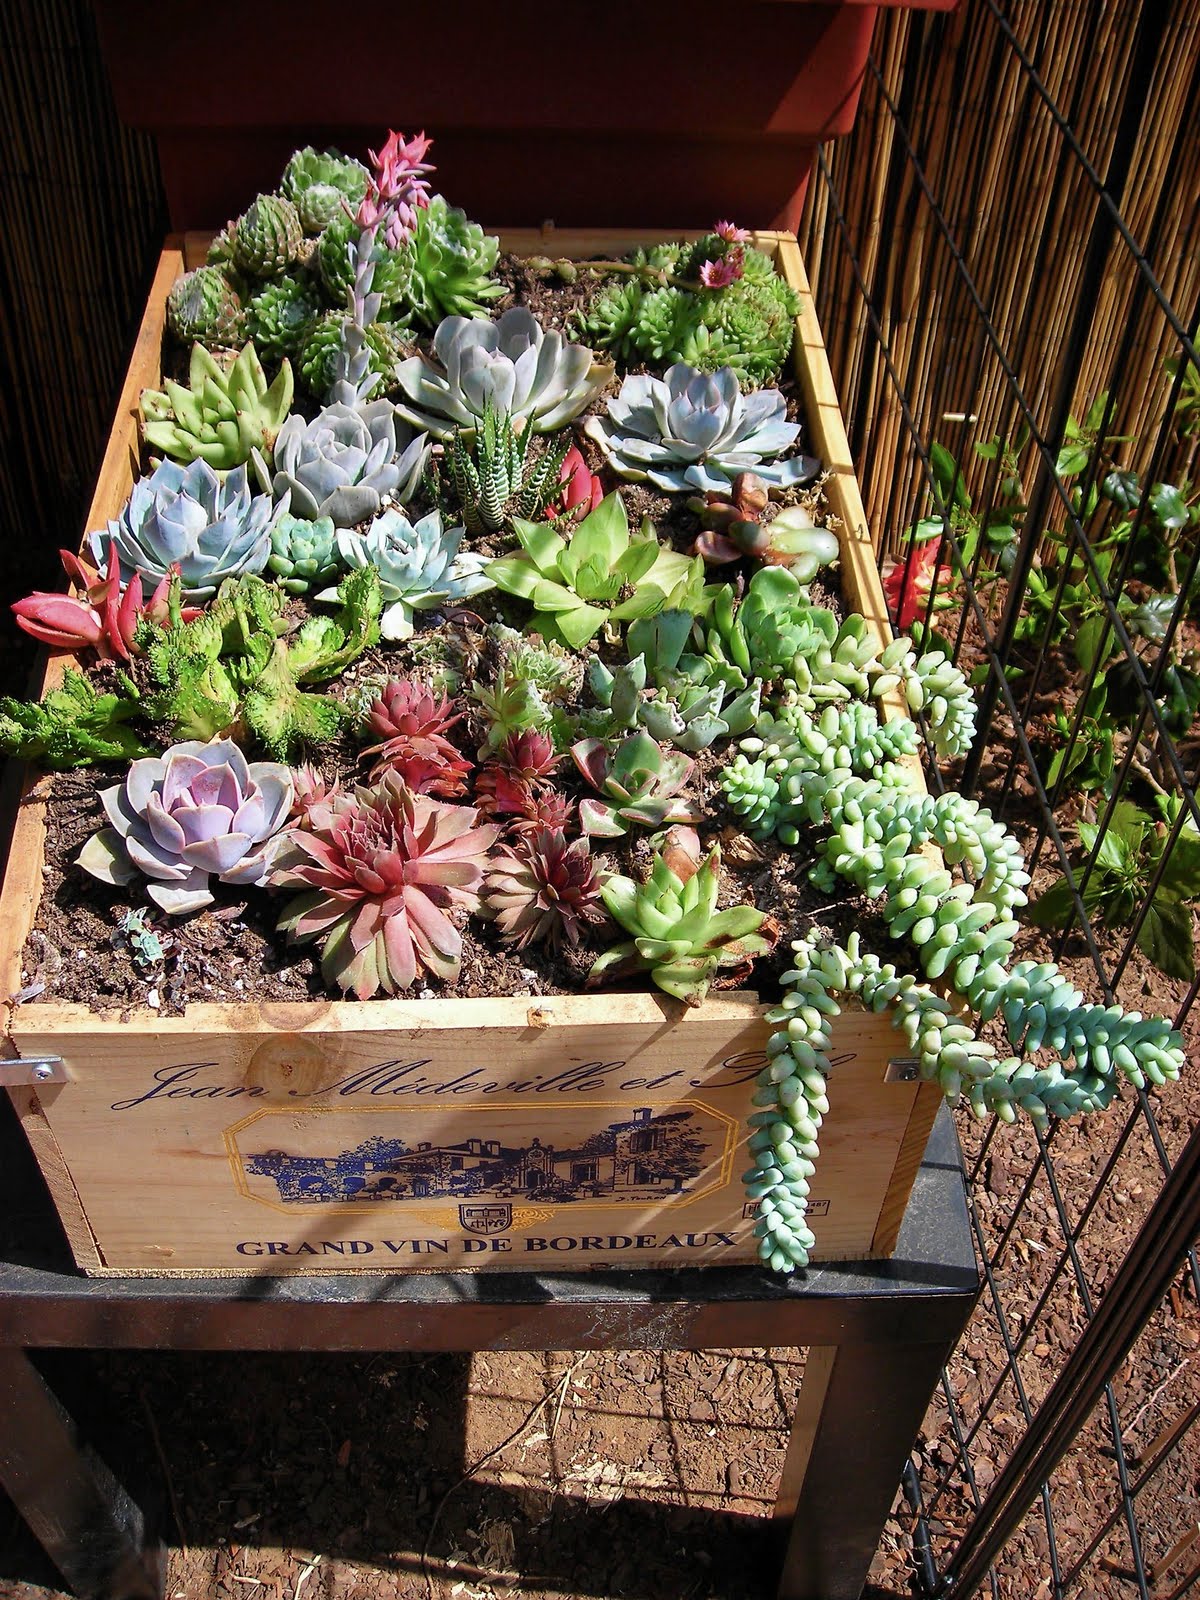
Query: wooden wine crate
0 230 941 1275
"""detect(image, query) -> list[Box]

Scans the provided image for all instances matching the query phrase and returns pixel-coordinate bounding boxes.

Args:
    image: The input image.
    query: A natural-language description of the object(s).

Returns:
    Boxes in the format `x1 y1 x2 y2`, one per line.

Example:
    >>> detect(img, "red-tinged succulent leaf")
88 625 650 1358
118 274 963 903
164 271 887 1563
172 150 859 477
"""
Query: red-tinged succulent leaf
570 737 611 790
272 769 499 997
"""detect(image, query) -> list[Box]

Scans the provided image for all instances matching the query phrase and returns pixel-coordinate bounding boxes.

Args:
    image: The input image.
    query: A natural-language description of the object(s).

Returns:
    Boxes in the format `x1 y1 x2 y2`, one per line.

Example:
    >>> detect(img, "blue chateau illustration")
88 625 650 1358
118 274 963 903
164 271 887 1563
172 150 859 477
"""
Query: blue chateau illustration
244 1107 710 1204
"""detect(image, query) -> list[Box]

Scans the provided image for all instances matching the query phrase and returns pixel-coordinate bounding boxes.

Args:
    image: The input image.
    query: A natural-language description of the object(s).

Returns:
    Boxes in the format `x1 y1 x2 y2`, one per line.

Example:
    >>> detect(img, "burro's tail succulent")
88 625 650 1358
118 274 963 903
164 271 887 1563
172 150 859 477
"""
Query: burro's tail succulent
140 343 295 471
585 363 817 493
588 843 774 1006
78 738 294 915
395 306 613 440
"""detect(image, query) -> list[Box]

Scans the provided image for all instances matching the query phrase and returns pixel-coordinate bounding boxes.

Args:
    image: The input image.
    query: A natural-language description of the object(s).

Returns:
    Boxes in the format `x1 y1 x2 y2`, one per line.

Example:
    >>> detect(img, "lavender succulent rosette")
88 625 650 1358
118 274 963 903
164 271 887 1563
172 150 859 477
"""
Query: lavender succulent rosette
585 362 819 494
78 739 295 915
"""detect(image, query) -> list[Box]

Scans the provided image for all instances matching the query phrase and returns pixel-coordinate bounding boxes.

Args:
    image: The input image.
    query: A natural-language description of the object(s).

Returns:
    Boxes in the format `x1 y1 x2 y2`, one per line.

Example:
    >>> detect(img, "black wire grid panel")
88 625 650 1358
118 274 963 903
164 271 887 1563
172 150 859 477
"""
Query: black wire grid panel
804 5 1200 1598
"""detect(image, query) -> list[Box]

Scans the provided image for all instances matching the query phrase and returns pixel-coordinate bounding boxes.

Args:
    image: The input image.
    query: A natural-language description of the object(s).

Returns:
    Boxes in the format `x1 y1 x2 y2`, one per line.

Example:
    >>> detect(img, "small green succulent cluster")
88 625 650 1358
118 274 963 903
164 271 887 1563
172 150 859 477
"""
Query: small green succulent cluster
164 149 502 402
577 235 801 386
471 624 583 757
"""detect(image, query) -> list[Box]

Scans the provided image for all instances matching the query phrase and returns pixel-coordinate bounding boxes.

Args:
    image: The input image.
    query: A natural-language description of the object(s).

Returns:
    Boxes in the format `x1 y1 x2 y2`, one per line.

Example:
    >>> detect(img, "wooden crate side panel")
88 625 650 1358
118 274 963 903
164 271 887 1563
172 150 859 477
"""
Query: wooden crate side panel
15 1002 926 1272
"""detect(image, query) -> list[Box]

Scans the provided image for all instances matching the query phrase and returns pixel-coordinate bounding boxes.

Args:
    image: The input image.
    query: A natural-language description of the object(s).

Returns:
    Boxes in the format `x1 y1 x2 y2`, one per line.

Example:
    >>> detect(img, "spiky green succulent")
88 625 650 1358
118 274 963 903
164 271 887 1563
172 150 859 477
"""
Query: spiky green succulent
230 193 303 278
281 146 369 234
140 343 295 471
318 208 407 309
588 844 772 1007
297 312 406 399
166 266 246 348
484 492 702 650
447 401 571 534
395 195 504 329
247 275 321 362
578 236 801 386
268 513 341 594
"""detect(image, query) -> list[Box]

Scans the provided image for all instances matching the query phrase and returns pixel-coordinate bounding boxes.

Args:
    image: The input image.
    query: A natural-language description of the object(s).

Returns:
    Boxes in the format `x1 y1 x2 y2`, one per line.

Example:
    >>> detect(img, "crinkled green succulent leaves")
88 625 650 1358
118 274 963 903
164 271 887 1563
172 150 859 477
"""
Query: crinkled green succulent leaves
485 492 702 650
589 847 771 1006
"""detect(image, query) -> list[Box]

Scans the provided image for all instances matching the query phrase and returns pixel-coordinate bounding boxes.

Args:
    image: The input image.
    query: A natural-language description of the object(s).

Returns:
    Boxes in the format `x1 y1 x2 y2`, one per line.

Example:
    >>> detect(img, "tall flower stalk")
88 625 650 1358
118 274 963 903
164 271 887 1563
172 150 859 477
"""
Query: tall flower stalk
333 130 435 401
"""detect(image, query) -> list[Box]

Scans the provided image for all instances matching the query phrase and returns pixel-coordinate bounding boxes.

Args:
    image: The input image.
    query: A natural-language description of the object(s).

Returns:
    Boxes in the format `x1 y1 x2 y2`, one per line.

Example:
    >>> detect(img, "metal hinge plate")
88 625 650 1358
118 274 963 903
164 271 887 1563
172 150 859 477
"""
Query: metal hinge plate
0 1055 68 1088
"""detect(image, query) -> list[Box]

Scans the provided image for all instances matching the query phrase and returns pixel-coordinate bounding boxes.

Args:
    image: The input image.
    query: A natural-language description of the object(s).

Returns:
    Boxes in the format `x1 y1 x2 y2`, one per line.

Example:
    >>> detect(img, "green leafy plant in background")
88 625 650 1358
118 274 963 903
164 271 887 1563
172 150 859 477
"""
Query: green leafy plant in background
1031 798 1200 981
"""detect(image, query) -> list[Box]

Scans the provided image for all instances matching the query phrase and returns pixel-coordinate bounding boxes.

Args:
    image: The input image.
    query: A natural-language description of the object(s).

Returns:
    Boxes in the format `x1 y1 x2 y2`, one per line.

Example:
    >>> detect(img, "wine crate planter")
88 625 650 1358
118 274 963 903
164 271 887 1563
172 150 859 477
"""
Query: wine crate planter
0 229 941 1276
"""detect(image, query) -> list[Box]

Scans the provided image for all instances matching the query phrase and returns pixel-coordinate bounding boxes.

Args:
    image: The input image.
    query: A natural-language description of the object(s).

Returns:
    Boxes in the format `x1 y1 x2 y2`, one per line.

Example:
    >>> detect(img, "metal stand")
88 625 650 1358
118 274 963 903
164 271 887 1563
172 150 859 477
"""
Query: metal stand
0 1104 978 1600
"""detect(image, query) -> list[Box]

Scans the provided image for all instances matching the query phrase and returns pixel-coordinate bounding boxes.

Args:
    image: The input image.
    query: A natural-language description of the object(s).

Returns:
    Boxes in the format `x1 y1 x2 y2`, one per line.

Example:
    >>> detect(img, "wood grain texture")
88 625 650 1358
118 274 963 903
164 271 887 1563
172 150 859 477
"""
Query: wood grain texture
2 229 941 1275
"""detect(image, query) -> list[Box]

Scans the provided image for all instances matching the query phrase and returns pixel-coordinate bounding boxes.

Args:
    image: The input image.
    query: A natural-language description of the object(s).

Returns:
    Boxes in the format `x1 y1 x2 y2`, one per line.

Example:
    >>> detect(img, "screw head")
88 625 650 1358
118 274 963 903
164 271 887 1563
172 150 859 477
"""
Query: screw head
32 1064 53 1081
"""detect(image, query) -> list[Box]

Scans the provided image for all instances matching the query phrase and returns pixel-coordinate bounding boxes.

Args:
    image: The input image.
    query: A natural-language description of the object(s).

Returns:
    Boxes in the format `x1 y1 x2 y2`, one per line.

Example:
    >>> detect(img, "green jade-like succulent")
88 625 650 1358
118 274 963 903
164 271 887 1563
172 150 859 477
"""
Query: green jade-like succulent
140 343 295 471
588 844 772 1007
395 195 505 328
485 492 702 650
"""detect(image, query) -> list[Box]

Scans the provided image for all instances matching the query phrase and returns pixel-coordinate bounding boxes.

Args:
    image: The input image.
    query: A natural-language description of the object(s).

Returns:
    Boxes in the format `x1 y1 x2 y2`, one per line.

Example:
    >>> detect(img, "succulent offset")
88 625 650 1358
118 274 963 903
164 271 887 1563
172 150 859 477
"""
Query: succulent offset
247 276 321 363
395 307 614 441
271 394 429 527
361 679 471 793
571 729 697 837
483 828 604 951
585 363 818 493
78 738 294 915
320 508 493 640
281 146 370 234
272 771 500 997
140 343 295 471
92 458 284 600
267 514 341 594
298 313 406 399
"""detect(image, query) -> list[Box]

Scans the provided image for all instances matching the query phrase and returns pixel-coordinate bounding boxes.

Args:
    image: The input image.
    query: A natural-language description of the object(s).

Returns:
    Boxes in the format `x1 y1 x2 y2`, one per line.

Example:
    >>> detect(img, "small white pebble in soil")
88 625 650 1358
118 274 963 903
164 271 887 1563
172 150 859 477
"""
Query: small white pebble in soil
75 948 88 960
233 978 244 990
146 988 160 1009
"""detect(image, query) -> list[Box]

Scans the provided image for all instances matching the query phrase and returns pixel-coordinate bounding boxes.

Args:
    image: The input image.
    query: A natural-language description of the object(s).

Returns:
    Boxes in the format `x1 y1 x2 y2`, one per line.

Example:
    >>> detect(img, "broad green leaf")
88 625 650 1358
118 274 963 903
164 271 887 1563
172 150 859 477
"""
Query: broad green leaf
570 492 628 571
1138 899 1196 982
513 517 568 576
530 578 585 614
1102 468 1140 509
1084 392 1111 433
1158 833 1200 901
1150 482 1190 530
1074 615 1112 675
615 537 662 587
1056 443 1090 477
554 601 609 649
486 555 541 599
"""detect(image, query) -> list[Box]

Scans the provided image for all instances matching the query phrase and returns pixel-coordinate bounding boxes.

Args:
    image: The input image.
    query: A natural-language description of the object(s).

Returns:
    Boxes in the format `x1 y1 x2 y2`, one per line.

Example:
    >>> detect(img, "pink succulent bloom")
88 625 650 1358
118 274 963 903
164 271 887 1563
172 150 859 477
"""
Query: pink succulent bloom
699 247 745 290
714 220 749 243
547 446 604 521
363 129 434 248
272 772 500 998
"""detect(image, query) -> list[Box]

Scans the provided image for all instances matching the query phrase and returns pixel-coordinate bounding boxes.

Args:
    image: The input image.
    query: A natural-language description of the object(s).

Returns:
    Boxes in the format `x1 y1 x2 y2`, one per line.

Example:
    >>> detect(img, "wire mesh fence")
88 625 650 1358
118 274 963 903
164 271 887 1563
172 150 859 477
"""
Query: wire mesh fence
801 4 1200 1596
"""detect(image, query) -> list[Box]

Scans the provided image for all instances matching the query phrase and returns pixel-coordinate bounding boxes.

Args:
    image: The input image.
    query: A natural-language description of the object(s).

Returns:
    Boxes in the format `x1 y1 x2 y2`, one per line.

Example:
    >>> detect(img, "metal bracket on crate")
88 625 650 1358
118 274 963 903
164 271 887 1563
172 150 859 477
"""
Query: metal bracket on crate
0 1055 68 1088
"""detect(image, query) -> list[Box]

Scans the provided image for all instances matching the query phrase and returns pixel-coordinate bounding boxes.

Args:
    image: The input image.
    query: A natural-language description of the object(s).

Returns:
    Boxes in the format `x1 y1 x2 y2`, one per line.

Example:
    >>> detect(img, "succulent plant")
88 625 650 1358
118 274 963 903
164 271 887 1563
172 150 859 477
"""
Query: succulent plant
289 762 341 826
267 513 341 594
0 668 150 769
483 828 604 951
320 508 492 641
166 266 246 348
271 395 429 527
585 364 818 494
281 146 370 234
474 730 560 820
588 844 772 1007
247 275 321 362
318 206 408 309
273 770 501 997
230 193 303 278
689 472 840 578
361 679 472 794
485 492 701 650
587 653 761 753
297 312 407 399
78 738 294 915
92 458 283 601
394 195 504 329
577 234 801 386
448 402 571 534
13 538 191 663
548 445 604 522
571 729 697 838
395 307 614 441
140 343 295 472
472 625 583 756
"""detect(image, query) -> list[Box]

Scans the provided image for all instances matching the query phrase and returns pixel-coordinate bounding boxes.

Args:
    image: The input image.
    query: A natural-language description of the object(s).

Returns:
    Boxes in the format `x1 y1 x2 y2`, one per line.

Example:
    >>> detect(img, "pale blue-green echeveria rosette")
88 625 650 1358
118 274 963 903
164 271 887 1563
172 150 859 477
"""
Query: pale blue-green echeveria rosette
585 363 818 494
318 508 493 641
271 395 430 528
91 458 284 601
395 307 613 441
77 738 294 915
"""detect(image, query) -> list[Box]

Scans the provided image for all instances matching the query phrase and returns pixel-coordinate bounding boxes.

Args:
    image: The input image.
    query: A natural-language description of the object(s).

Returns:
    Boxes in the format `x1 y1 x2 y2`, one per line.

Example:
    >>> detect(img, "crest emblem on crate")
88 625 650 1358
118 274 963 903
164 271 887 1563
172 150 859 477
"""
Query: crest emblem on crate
459 1202 512 1235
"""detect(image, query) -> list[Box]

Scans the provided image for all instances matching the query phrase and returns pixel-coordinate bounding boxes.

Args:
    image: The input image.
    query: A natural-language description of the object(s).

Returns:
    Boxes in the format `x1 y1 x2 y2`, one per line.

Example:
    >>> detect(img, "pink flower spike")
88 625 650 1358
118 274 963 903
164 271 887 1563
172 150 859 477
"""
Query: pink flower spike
714 220 749 243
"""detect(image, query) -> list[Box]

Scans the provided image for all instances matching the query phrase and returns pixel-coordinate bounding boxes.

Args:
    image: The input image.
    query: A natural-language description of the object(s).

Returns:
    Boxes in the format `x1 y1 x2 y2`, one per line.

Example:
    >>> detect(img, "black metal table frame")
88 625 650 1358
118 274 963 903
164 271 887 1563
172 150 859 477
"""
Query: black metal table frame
0 1108 979 1600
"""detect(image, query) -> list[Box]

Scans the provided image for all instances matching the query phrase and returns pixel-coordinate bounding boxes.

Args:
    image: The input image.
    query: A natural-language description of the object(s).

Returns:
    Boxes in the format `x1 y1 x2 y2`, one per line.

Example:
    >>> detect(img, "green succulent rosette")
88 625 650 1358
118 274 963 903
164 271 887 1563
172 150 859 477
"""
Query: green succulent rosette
247 274 322 362
231 193 303 279
317 209 408 309
166 266 246 349
280 146 369 235
395 195 504 329
297 312 408 399
267 513 342 594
